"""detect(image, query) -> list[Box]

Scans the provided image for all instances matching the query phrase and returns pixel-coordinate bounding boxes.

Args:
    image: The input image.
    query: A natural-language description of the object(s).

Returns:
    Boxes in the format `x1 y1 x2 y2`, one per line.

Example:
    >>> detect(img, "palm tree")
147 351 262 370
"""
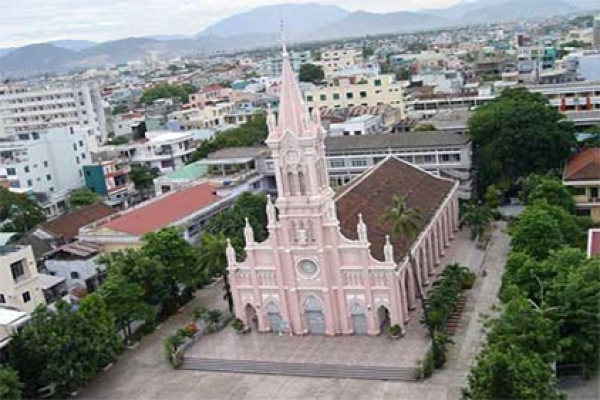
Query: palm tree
198 232 234 313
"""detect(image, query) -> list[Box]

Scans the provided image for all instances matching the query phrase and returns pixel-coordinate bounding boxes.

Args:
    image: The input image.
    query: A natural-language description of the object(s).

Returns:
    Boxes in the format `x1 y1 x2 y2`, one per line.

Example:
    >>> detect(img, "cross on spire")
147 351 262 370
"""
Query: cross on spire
279 16 288 57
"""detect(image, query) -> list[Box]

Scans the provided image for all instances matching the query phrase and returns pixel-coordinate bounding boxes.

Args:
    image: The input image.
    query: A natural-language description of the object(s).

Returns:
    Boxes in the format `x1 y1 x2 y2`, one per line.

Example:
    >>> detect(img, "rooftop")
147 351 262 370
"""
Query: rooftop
325 132 471 153
102 183 221 236
207 146 272 161
0 307 29 326
564 148 600 182
335 156 456 262
164 162 208 181
39 203 116 242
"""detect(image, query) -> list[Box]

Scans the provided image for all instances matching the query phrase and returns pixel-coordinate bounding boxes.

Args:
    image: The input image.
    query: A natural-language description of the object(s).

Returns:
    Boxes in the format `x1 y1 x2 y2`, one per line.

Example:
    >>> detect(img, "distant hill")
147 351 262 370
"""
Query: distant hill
48 40 97 51
0 43 76 76
458 0 579 23
198 3 350 38
309 11 451 40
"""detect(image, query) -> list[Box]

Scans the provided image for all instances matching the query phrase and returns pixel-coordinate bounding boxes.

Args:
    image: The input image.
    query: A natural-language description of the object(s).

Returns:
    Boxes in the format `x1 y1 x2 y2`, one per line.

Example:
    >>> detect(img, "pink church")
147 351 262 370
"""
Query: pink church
226 49 460 336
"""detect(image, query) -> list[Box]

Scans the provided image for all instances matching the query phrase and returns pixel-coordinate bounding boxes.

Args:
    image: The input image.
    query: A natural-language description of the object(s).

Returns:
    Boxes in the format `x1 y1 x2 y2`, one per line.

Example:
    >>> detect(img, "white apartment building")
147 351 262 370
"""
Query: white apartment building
0 307 29 359
0 83 107 152
44 242 105 294
304 74 409 117
168 103 236 130
114 131 195 174
319 47 364 77
261 50 313 77
329 114 383 136
0 126 91 216
0 245 46 314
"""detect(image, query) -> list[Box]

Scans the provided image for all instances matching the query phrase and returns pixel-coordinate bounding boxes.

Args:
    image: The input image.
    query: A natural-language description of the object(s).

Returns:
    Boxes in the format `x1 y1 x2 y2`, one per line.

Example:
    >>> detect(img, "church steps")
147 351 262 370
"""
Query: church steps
180 357 417 381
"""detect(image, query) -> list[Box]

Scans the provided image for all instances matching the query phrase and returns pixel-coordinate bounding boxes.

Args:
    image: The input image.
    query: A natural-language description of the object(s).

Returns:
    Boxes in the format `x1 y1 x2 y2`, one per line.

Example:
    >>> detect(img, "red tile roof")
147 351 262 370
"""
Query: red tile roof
564 148 600 181
103 183 221 236
335 156 456 262
588 229 600 258
40 203 116 242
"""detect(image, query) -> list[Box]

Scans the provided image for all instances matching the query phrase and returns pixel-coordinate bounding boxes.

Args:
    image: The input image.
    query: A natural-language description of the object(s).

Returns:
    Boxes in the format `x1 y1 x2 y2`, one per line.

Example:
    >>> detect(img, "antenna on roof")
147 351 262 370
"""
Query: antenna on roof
279 14 288 57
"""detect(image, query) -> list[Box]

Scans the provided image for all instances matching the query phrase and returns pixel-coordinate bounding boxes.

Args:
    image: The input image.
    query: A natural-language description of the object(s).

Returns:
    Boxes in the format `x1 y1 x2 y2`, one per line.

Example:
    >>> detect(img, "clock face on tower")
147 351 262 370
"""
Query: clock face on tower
298 260 318 277
286 150 299 164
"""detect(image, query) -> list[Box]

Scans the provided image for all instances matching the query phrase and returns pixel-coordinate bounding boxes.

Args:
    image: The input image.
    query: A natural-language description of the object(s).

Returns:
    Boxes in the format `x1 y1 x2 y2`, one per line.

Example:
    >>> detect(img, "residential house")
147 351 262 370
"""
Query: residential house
83 158 136 209
563 148 600 222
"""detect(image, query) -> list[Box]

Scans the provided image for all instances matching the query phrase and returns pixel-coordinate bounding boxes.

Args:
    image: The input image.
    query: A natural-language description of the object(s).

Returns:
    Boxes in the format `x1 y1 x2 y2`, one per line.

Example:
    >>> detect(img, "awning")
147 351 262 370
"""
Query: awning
37 274 66 290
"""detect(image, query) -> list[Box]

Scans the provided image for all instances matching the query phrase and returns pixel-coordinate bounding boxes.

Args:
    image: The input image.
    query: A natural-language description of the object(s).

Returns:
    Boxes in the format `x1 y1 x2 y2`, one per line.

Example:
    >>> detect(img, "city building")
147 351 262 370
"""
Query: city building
83 158 135 209
328 114 383 136
0 307 29 362
153 161 208 195
0 83 107 152
304 74 409 116
113 130 195 174
0 126 91 216
594 15 600 51
78 183 234 251
319 48 364 77
0 245 47 313
43 242 105 296
261 50 313 77
227 49 460 336
563 148 600 222
189 85 232 108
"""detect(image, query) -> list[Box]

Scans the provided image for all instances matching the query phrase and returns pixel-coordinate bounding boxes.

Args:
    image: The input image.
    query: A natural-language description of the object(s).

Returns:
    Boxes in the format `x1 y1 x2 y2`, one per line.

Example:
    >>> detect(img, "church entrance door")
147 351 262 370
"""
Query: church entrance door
304 296 326 335
377 306 391 335
245 304 259 331
350 302 368 335
266 302 283 333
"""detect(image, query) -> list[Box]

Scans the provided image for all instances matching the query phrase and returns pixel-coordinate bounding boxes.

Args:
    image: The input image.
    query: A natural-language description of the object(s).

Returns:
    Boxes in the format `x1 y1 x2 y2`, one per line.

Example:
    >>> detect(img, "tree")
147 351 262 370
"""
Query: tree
462 204 492 241
129 164 158 190
111 104 127 115
468 87 575 197
204 193 268 252
525 176 576 212
463 343 565 400
0 187 46 233
484 185 501 209
298 63 325 83
198 232 233 313
413 123 437 132
142 227 201 301
68 188 101 209
97 273 152 342
510 206 564 260
0 368 23 400
140 83 196 106
188 115 267 162
379 195 423 249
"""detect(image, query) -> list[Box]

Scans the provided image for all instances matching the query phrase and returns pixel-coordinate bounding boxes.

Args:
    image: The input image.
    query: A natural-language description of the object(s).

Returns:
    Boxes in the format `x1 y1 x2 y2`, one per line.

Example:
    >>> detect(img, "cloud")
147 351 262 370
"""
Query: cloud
1 0 461 47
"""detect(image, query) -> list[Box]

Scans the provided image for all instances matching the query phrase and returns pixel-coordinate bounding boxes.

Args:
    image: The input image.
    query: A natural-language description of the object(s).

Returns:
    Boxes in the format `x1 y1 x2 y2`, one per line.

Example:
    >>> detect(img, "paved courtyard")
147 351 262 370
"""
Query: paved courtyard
78 226 542 400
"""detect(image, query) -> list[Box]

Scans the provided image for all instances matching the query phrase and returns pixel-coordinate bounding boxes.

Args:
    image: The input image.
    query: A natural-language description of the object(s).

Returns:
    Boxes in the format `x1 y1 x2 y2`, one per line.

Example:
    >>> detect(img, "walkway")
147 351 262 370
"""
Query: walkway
78 226 511 400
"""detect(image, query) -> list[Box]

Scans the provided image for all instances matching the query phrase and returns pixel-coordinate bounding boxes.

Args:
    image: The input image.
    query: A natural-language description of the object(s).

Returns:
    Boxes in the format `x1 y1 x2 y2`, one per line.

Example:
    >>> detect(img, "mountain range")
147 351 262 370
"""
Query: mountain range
1 0 598 77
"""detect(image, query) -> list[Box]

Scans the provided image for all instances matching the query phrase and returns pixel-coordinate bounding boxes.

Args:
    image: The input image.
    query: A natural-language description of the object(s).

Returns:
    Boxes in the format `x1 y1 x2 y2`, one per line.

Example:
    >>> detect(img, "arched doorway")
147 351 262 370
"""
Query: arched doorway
350 301 368 335
304 295 325 335
377 305 391 334
266 302 282 333
244 304 258 330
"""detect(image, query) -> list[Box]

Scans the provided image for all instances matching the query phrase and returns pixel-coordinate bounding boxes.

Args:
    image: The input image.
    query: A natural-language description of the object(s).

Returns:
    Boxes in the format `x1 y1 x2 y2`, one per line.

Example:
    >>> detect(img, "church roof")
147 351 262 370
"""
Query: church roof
273 51 311 138
335 156 456 262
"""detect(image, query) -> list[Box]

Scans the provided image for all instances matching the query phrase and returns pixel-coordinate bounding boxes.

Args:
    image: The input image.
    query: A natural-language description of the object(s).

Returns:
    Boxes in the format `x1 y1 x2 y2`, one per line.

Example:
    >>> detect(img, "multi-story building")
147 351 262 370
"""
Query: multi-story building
261 50 313 77
0 245 46 314
594 15 600 51
167 103 236 130
319 47 363 77
113 131 195 174
0 307 30 362
329 114 383 136
0 83 107 152
303 74 409 117
563 148 600 222
0 126 91 216
188 85 232 108
83 158 135 209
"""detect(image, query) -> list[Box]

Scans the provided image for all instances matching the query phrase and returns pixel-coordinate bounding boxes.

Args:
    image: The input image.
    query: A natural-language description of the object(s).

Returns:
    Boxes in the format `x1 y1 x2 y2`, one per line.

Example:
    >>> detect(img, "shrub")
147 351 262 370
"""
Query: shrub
206 309 223 325
462 272 477 290
185 323 198 336
388 324 403 336
423 350 435 378
231 318 244 331
192 306 208 321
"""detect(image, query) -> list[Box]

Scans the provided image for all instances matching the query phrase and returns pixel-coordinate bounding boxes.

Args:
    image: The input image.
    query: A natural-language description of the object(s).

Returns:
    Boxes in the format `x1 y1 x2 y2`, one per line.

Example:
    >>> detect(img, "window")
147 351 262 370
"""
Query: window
330 159 345 168
79 140 84 147
0 294 5 303
351 158 368 167
76 156 80 164
10 260 25 281
320 94 327 101
6 168 16 176
73 143 77 151
441 154 450 163
452 154 461 162
360 91 367 99
424 155 435 164
306 95 313 102
46 174 52 181
346 92 354 100
70 271 80 279
27 179 32 187
32 132 40 140
22 291 31 303
333 93 340 100
570 187 586 196
24 166 29 173
374 79 382 86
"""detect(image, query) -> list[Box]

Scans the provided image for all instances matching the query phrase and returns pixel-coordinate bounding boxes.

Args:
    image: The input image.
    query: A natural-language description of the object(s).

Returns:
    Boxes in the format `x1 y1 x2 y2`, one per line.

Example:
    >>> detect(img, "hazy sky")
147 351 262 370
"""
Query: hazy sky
1 0 463 48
